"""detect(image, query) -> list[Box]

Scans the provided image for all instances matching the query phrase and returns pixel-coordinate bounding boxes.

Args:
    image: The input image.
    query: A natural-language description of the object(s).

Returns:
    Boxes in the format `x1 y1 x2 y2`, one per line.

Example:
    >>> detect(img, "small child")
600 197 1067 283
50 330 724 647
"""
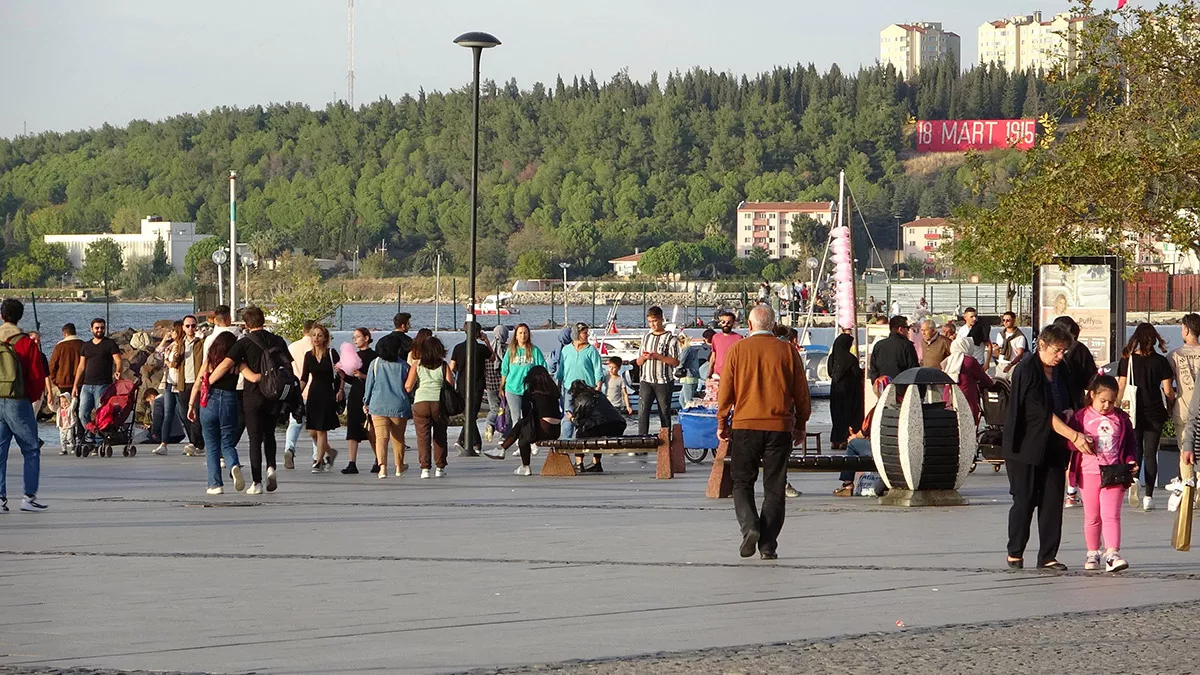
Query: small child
56 391 77 456
604 356 633 416
1068 375 1137 573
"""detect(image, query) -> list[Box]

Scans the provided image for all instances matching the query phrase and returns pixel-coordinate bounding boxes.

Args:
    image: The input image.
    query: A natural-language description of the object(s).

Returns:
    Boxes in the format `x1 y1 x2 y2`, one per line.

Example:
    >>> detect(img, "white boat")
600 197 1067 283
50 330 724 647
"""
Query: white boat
798 344 832 398
475 293 520 316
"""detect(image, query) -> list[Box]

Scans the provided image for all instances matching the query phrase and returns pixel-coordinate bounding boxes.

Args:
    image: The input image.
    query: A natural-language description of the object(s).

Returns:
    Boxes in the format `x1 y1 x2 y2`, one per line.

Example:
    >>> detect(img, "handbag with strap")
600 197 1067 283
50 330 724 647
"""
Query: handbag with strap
1100 462 1134 488
439 364 466 417
1120 355 1138 428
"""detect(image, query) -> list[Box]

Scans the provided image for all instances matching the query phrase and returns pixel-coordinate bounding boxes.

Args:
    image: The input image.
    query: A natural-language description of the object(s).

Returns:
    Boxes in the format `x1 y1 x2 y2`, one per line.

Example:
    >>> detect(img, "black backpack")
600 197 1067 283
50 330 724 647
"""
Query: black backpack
249 331 300 404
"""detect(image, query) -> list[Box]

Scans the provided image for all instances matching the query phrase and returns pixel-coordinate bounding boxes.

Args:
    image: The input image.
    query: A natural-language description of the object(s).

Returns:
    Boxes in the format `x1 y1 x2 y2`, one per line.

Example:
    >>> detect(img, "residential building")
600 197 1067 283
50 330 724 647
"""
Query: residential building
608 251 642 278
45 217 211 274
902 217 954 263
735 201 836 260
880 22 961 79
978 12 1089 73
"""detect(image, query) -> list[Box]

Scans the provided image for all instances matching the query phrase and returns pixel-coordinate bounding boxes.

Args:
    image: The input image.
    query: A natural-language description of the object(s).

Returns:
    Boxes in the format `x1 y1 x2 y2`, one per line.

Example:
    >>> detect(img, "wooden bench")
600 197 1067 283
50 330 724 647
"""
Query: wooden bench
706 438 877 498
536 425 685 478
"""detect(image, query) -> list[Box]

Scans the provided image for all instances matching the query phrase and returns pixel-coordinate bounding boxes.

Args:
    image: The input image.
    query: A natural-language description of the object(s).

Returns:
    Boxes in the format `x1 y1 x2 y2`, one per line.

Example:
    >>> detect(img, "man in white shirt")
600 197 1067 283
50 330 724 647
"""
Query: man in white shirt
283 320 316 470
961 306 990 368
991 311 1028 378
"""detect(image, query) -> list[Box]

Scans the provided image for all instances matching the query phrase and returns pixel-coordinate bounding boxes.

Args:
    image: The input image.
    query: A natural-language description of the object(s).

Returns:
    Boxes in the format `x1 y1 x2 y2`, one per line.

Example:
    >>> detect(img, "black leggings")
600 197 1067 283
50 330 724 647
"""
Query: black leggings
508 417 559 466
1134 428 1162 497
244 395 279 484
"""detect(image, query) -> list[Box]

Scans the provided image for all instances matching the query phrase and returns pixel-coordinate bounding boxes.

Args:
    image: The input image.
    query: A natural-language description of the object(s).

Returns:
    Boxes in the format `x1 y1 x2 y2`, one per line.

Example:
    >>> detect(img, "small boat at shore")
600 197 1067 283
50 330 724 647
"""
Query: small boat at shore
475 293 520 316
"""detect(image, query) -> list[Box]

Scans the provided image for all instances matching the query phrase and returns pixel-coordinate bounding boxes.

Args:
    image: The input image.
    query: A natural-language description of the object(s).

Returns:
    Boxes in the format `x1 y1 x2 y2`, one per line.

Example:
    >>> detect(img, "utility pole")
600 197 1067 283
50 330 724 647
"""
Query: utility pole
229 171 237 311
347 0 355 108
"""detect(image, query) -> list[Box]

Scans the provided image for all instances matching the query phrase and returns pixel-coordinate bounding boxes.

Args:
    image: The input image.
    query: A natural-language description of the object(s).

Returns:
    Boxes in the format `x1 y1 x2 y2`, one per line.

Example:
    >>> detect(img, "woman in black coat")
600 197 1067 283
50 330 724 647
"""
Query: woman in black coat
827 333 863 450
569 379 628 473
1002 324 1093 571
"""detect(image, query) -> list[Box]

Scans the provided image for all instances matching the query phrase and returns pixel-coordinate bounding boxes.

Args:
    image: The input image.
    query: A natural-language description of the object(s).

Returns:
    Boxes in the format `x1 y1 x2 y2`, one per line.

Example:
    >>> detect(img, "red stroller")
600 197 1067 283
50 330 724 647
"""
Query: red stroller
78 379 139 458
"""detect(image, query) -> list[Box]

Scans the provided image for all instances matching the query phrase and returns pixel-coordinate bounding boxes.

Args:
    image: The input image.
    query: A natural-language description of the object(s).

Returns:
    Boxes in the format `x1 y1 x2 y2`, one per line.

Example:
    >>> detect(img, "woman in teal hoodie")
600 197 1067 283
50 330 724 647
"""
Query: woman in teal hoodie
500 323 546 432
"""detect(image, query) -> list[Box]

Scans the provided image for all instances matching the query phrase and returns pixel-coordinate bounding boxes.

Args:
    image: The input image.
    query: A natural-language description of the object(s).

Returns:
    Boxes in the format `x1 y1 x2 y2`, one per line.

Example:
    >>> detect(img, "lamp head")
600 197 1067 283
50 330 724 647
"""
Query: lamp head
453 32 501 49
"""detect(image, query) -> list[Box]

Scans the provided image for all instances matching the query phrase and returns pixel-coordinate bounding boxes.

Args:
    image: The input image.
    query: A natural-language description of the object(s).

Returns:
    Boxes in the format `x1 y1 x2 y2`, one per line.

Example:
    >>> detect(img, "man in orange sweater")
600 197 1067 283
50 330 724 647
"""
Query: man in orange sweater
717 305 810 560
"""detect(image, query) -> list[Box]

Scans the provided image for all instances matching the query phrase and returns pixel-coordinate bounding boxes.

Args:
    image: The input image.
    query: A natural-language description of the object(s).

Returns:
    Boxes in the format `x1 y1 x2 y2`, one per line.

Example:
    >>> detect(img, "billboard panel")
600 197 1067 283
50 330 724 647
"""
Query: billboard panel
1032 257 1126 368
916 119 1036 153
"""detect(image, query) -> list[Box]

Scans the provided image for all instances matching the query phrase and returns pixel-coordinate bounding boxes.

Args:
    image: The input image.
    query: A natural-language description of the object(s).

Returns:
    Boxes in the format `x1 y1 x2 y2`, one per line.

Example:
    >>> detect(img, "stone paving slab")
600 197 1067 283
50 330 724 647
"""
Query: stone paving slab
2 444 1199 674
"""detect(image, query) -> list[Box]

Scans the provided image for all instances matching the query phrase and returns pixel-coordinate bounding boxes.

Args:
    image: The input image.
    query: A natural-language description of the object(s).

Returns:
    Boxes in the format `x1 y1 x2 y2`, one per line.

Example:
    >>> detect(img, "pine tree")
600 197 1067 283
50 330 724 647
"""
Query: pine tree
151 235 170 279
1021 74 1041 118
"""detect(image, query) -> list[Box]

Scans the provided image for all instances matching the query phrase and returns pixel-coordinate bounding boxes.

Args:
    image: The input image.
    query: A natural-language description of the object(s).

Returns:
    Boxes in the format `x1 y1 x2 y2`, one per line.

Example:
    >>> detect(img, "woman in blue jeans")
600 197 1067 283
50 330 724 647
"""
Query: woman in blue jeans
187 332 245 495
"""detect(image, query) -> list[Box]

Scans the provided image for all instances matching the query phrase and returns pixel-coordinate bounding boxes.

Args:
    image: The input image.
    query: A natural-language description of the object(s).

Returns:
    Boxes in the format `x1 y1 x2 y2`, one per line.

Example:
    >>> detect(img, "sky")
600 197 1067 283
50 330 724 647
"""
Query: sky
0 0 1100 139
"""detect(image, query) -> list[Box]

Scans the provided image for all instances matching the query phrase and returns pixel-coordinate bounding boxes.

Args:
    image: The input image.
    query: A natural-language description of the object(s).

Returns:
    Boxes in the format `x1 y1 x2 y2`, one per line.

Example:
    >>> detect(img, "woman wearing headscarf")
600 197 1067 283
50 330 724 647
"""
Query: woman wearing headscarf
483 324 509 443
1004 324 1093 571
942 335 993 424
827 333 863 450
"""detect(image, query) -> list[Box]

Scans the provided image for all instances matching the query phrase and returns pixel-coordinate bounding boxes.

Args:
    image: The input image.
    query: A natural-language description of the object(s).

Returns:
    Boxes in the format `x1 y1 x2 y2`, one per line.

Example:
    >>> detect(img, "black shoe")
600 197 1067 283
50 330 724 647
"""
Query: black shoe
740 530 760 558
760 551 778 560
341 463 359 475
1007 558 1024 570
369 463 380 474
1040 561 1068 572
582 463 604 474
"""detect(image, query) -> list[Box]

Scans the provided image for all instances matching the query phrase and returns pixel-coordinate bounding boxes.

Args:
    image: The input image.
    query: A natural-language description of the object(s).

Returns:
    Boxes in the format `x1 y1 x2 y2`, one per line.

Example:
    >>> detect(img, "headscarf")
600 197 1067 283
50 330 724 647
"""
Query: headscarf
492 324 509 343
942 335 972 381
558 326 572 346
827 333 859 382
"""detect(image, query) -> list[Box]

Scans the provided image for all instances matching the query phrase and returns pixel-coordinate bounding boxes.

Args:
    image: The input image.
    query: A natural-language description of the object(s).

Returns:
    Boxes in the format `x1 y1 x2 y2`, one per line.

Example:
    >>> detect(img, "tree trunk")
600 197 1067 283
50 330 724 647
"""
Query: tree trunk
1006 281 1016 313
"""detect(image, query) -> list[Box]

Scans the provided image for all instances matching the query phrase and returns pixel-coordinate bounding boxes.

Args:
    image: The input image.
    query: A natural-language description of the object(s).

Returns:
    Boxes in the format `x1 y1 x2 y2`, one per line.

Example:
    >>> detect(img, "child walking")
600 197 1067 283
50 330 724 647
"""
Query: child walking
1068 375 1137 573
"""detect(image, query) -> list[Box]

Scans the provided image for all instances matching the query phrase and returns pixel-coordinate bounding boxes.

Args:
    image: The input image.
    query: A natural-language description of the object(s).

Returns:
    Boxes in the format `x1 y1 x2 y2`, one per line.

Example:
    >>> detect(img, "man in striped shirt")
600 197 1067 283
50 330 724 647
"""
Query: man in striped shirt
636 306 681 436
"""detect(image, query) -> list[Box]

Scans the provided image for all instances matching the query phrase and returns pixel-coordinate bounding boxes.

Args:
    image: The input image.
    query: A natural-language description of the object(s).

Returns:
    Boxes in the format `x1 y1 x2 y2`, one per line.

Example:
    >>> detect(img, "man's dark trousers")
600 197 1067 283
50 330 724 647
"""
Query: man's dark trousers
730 428 792 555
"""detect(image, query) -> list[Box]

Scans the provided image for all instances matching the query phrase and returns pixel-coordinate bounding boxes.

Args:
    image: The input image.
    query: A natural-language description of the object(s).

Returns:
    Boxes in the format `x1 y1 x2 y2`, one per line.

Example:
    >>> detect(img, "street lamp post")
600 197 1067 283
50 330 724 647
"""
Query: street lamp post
242 252 256 308
212 248 229 307
559 262 571 324
454 30 501 455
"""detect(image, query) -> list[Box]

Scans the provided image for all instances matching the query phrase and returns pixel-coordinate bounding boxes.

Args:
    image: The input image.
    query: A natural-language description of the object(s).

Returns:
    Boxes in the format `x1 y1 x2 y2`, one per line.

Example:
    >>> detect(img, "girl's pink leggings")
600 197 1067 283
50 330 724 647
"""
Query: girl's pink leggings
1081 474 1124 551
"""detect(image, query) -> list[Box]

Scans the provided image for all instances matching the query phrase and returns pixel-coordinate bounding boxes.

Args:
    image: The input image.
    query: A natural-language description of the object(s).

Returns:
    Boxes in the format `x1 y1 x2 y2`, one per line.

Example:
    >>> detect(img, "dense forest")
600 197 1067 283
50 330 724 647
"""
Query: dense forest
0 57 1061 286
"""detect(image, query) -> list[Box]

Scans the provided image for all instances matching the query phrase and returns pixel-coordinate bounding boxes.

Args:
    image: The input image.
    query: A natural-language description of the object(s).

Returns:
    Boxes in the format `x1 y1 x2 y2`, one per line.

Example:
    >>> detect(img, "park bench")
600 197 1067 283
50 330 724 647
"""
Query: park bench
537 426 686 478
706 438 877 498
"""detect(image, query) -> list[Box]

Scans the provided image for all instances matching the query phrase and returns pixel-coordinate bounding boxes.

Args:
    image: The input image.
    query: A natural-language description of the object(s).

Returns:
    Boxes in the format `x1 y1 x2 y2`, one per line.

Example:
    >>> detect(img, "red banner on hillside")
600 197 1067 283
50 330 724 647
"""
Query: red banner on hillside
915 119 1036 152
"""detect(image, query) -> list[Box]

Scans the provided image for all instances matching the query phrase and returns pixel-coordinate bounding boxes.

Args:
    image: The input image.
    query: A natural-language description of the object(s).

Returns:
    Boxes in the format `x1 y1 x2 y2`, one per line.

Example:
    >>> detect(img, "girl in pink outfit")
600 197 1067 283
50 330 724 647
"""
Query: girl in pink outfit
1068 375 1137 573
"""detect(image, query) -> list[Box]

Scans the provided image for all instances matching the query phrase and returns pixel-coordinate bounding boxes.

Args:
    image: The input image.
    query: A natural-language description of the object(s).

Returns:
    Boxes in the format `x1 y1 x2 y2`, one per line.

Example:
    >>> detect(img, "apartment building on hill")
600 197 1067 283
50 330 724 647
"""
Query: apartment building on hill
735 201 836 260
880 22 961 79
978 11 1089 73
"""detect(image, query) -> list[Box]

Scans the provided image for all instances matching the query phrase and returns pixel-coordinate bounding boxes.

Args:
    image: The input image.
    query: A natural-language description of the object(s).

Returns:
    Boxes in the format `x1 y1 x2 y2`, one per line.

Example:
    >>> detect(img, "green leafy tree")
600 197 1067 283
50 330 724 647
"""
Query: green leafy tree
78 238 124 287
743 246 770 278
271 281 348 341
184 236 223 281
121 256 158 296
761 262 782 282
151 236 171 279
513 250 552 280
359 250 394 278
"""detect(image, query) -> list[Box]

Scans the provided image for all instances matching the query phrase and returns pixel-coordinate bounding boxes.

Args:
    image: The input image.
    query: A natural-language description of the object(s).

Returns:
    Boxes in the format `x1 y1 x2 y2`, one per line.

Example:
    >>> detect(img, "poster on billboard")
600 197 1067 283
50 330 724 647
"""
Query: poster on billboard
1032 257 1126 367
916 119 1037 153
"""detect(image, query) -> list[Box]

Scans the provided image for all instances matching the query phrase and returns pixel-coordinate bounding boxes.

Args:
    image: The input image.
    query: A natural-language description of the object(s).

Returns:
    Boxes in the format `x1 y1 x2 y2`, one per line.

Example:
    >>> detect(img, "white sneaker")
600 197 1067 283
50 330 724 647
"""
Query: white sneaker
230 465 245 492
1105 552 1129 573
152 443 168 456
511 448 521 457
378 470 387 479
1142 496 1155 511
184 443 197 457
483 447 505 460
266 467 277 492
206 487 223 495
420 468 431 479
20 496 48 512
514 465 532 476
220 457 227 469
246 482 263 495
532 447 539 456
435 467 446 478
284 448 295 470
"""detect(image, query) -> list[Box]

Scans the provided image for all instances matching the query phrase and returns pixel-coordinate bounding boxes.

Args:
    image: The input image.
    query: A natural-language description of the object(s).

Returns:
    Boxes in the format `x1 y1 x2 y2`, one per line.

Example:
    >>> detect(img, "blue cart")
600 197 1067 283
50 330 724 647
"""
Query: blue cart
679 407 720 463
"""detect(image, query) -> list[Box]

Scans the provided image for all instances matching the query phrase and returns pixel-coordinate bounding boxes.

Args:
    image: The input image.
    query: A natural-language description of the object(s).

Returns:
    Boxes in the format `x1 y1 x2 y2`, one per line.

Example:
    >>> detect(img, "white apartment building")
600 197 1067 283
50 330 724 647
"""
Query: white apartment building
880 22 961 80
902 217 954 263
45 217 211 274
978 12 1088 73
735 201 836 260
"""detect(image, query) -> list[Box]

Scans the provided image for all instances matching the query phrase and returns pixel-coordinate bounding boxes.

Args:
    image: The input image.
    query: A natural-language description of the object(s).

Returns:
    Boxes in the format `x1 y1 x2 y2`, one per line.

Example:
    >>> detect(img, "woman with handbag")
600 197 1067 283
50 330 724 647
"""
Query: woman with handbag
676 333 701 406
499 323 546 453
1003 324 1093 571
1116 323 1177 511
405 333 454 479
1068 375 1136 573
301 324 344 473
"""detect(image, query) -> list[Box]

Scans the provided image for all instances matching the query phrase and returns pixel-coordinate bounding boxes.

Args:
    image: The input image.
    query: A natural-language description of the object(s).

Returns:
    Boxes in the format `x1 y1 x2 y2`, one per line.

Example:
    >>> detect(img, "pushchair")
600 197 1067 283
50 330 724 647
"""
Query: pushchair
972 378 1010 473
77 379 140 458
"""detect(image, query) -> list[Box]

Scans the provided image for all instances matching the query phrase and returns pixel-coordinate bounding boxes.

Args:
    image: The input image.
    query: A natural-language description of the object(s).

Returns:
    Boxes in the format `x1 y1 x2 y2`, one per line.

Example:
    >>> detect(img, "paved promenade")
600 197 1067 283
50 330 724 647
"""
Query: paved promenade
2 434 1199 674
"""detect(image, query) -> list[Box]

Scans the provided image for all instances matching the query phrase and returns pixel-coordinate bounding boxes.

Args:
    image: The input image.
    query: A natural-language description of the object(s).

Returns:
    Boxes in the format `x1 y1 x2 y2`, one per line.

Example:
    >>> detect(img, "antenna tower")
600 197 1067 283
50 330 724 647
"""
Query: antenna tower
346 0 355 108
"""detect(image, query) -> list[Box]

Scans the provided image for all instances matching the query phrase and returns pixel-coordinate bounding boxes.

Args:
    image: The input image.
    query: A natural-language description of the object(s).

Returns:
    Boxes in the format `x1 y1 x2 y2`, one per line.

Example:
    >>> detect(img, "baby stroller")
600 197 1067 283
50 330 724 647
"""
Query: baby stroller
77 379 139 458
972 378 1010 473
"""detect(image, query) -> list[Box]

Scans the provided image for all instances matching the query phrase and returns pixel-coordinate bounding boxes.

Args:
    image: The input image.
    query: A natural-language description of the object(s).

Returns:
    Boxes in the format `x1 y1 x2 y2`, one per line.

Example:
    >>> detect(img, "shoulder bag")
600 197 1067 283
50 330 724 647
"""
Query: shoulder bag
1100 462 1134 488
439 364 465 417
1120 355 1138 428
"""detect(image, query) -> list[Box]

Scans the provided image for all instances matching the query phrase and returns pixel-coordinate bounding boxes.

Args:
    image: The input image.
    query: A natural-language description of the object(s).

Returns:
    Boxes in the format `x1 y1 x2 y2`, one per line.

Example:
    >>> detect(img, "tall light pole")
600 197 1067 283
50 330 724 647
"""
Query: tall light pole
454 30 500 455
229 171 238 312
559 262 571 323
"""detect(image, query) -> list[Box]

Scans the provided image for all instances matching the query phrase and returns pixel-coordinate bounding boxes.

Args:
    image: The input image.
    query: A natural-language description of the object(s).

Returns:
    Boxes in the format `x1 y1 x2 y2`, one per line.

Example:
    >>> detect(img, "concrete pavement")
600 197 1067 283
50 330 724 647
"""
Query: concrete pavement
2 433 1199 674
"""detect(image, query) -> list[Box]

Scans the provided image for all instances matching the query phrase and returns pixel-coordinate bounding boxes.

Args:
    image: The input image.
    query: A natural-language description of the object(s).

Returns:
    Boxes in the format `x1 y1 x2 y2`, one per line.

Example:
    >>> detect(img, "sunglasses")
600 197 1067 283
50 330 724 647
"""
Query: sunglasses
184 323 197 328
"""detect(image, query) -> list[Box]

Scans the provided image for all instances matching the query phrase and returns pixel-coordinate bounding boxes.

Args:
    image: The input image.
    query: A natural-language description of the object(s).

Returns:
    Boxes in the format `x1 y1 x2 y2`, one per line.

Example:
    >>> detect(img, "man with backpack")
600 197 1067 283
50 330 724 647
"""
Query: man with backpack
0 298 49 512
991 311 1028 379
222 306 294 494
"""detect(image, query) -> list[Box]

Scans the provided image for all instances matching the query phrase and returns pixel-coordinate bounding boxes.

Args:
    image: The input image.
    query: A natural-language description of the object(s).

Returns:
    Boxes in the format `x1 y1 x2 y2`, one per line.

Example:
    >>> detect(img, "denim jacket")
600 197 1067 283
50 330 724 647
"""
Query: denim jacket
363 358 413 419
